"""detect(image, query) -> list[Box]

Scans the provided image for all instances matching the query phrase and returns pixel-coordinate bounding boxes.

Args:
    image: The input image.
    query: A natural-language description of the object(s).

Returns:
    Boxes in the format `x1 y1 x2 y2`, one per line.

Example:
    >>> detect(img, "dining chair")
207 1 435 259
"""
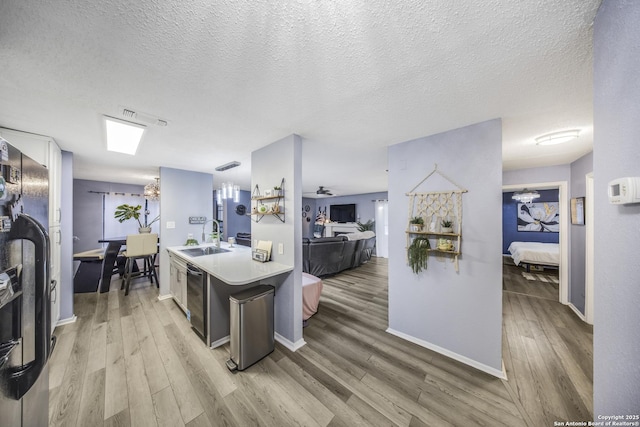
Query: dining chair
121 233 159 295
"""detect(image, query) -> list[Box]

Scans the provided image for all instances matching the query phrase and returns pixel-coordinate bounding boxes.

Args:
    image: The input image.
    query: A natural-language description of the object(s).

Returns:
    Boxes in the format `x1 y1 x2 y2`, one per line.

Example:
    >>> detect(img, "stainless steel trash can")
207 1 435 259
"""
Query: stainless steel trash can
226 285 275 371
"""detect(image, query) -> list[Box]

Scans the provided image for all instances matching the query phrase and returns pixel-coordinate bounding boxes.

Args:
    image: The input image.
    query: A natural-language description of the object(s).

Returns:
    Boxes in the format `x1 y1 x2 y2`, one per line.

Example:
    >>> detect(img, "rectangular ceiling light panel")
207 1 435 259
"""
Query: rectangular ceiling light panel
104 116 146 155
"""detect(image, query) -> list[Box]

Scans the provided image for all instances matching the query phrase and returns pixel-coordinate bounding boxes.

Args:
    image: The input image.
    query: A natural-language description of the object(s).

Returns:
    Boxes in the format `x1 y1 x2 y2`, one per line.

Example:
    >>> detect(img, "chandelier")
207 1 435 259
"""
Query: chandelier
512 189 540 204
144 177 160 201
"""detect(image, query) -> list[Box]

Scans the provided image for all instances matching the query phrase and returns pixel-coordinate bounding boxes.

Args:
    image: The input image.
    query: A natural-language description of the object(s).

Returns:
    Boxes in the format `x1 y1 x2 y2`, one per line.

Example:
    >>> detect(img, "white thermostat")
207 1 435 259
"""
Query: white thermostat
608 177 640 204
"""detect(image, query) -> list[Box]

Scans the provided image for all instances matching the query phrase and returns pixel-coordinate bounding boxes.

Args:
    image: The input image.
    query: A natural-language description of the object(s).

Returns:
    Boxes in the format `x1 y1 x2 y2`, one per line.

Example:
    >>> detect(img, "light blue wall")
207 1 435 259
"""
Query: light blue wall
223 189 251 240
301 197 316 239
158 167 213 296
72 179 157 253
569 152 593 314
251 134 303 347
503 164 570 186
593 0 640 415
59 151 74 321
388 119 503 375
315 191 388 225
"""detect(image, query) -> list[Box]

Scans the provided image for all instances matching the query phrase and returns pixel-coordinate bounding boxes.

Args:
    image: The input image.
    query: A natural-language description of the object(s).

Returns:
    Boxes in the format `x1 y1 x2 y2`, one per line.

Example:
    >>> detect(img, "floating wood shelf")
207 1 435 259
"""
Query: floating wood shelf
251 195 282 201
405 231 461 237
250 179 285 223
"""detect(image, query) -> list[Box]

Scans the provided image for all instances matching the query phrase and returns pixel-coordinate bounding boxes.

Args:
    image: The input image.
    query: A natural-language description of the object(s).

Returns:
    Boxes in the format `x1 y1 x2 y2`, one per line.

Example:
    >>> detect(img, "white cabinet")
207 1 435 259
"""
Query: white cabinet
0 128 63 333
169 254 188 313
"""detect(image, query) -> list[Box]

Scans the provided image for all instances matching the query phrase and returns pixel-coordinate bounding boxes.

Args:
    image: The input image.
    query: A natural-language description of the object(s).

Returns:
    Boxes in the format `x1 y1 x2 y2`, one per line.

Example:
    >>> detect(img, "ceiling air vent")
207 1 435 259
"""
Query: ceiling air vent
122 109 137 119
215 161 241 171
119 106 168 127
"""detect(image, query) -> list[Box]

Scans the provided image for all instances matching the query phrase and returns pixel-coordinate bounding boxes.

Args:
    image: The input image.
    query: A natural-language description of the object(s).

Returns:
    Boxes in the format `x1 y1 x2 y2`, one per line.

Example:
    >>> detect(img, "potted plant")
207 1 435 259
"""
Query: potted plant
440 219 453 233
356 219 375 232
273 185 282 196
407 236 430 273
409 216 424 232
114 204 159 233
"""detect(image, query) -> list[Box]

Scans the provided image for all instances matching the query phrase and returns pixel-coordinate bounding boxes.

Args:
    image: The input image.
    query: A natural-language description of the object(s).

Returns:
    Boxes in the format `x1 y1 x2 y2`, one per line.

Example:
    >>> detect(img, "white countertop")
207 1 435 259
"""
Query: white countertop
167 242 293 285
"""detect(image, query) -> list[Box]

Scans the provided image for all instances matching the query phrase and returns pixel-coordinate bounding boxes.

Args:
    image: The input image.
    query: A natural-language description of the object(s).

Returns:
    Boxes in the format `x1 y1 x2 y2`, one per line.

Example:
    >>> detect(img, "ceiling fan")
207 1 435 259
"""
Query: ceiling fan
316 186 333 196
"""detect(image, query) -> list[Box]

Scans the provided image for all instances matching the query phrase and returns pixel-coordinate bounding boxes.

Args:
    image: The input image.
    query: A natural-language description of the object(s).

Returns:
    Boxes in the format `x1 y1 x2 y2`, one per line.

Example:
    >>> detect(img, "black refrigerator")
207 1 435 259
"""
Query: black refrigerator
0 137 53 427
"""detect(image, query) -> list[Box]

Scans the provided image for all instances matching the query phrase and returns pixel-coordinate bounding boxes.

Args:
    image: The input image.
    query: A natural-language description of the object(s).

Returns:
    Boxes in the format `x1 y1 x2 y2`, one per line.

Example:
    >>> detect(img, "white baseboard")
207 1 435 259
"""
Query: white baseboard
56 315 77 327
208 334 305 353
386 327 506 379
157 293 173 301
568 303 587 322
275 332 306 352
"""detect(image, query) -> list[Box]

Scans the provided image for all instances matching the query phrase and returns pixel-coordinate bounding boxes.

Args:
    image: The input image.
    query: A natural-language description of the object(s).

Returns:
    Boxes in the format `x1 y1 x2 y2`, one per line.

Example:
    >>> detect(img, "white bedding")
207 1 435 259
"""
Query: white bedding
507 241 559 266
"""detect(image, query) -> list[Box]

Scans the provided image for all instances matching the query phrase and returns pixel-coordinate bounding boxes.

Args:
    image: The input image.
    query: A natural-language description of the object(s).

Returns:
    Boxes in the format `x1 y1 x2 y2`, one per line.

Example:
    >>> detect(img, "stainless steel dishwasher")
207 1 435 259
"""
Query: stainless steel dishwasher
186 263 207 343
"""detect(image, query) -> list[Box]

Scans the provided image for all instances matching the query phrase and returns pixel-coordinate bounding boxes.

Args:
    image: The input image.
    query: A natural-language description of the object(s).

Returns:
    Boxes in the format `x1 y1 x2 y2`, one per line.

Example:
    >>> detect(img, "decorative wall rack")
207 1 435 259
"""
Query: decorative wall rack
405 164 467 272
250 178 285 223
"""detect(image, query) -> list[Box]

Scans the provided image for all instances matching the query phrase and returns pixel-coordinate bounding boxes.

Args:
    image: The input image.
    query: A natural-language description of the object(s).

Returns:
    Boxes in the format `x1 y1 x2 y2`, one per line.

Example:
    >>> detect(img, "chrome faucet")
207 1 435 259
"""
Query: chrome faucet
202 219 221 247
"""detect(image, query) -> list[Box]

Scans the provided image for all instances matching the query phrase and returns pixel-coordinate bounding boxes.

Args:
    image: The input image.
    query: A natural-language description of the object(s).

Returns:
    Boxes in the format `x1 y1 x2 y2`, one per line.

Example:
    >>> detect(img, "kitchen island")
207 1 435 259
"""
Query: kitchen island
166 242 293 348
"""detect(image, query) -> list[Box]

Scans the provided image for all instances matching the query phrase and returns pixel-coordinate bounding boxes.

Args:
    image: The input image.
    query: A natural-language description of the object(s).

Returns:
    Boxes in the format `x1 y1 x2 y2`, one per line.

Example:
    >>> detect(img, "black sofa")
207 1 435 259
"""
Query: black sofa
302 232 376 277
236 232 251 247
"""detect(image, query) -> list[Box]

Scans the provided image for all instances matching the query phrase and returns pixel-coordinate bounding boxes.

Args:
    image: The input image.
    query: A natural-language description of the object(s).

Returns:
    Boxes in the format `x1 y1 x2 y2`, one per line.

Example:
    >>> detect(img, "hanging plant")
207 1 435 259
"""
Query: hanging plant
407 236 431 274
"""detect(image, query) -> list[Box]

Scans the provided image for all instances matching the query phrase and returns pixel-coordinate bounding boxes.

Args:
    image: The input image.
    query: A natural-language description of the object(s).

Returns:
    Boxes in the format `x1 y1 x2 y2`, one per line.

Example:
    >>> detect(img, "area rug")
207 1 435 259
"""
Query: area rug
522 272 560 284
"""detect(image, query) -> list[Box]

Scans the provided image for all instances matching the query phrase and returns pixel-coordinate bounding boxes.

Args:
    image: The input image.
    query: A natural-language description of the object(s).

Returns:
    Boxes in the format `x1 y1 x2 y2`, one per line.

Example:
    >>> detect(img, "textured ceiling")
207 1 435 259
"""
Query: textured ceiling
0 0 600 196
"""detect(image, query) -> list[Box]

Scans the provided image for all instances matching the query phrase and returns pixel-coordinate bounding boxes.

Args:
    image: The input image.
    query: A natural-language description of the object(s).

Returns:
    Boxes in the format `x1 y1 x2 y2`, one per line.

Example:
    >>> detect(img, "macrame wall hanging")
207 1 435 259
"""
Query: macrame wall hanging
406 164 468 272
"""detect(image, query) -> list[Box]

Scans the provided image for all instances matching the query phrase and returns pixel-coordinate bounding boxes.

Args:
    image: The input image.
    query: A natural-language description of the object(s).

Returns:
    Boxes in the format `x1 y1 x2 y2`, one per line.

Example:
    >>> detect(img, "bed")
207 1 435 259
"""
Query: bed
507 241 559 268
302 272 323 322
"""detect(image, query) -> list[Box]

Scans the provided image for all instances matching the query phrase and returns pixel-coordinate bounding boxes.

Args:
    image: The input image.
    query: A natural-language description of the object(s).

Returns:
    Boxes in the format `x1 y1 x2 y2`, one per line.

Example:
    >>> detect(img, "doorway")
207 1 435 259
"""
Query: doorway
502 181 569 304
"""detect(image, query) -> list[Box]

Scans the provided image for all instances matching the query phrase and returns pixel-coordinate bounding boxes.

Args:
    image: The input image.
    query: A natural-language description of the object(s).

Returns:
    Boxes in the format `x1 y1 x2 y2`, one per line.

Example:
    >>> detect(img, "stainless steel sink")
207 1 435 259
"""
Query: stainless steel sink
179 247 230 257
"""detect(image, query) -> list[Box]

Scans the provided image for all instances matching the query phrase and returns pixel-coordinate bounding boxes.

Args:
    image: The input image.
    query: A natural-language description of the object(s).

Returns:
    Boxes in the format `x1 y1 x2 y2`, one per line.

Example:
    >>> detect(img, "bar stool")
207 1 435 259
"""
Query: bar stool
121 233 159 295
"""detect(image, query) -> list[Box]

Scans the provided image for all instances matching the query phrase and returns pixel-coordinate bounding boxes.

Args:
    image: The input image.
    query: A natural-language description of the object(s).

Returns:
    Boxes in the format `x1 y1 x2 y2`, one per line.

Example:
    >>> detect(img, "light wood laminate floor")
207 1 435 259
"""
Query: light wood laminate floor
50 258 592 426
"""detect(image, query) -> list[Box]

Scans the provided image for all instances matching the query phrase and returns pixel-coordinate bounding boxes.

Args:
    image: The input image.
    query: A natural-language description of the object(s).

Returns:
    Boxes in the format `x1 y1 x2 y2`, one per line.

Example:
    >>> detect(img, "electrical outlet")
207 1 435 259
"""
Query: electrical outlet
166 221 175 229
278 243 284 255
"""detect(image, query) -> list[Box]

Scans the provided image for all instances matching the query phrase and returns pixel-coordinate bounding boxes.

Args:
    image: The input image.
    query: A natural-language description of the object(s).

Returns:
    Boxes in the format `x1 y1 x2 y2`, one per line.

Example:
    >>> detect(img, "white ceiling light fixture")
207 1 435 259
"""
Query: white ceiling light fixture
215 161 241 203
104 116 146 155
144 177 160 200
535 129 580 146
512 189 541 204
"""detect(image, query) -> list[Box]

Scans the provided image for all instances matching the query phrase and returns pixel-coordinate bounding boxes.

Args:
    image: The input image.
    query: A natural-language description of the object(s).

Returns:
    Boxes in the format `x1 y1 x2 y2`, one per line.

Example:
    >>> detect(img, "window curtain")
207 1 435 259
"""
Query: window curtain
374 200 389 258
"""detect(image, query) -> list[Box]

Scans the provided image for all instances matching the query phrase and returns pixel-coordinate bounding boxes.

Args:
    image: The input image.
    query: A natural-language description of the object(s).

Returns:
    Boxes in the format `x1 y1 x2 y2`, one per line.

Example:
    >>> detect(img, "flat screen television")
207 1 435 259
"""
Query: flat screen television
330 204 356 223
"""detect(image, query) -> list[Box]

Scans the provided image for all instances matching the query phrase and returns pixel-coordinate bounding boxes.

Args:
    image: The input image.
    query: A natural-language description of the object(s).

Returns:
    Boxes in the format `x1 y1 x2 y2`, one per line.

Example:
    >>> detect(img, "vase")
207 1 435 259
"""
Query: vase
139 227 152 233
441 227 453 234
410 224 423 232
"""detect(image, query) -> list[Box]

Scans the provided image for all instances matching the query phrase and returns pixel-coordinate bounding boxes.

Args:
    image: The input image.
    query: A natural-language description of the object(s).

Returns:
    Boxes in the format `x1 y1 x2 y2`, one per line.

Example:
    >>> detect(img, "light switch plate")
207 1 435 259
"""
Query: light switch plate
278 243 284 255
166 221 175 229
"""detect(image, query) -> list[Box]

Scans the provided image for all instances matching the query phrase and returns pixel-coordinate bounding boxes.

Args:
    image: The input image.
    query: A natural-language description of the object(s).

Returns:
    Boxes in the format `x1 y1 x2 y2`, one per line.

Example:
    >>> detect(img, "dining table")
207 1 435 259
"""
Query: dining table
98 237 127 293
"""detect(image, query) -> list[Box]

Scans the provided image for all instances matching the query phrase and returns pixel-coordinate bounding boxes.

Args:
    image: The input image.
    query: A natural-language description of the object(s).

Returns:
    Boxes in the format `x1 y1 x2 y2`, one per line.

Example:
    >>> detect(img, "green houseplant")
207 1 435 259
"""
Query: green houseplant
114 204 159 232
407 236 430 273
356 219 375 232
440 219 453 233
409 216 424 231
